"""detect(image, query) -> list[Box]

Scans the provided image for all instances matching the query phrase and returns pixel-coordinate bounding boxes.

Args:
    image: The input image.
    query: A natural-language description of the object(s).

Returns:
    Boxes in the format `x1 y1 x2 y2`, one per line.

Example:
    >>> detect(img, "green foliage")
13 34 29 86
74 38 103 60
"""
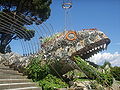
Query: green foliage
64 69 85 81
43 33 61 43
26 56 68 89
74 56 97 79
26 56 50 81
96 72 113 87
0 12 35 41
39 74 68 90
0 0 52 53
90 82 104 90
101 61 111 69
74 56 113 87
111 66 120 81
0 0 52 22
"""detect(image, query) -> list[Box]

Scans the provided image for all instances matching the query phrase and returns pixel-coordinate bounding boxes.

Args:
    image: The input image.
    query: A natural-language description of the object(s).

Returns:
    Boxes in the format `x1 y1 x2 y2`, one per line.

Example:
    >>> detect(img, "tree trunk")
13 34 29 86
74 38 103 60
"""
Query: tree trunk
0 33 13 53
0 45 6 53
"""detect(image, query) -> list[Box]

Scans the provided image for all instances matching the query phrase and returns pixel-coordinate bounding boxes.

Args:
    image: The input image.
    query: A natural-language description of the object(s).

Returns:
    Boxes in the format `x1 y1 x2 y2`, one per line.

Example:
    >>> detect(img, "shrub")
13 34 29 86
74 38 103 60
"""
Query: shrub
74 56 113 87
26 56 68 89
39 74 68 90
26 56 50 81
96 73 113 87
111 66 120 81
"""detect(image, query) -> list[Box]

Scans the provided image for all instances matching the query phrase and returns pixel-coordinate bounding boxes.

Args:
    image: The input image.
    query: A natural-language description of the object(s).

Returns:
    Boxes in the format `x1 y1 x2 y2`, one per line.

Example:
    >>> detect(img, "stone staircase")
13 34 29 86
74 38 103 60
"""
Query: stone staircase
0 64 42 90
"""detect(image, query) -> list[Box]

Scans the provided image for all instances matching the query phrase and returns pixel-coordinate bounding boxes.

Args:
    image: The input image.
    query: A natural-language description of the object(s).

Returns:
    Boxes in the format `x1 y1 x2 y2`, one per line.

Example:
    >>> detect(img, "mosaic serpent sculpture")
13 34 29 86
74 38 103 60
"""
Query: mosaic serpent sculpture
40 28 113 86
41 29 110 74
0 28 113 87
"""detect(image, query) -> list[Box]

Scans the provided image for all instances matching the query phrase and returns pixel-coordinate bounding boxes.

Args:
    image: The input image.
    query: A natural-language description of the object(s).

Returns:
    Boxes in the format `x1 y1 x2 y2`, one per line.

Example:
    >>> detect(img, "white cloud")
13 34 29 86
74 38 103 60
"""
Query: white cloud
88 52 120 66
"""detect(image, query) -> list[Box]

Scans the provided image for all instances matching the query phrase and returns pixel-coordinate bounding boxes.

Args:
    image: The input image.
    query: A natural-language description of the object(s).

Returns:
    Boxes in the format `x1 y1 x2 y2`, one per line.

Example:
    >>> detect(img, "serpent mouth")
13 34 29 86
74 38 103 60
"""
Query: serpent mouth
71 38 111 60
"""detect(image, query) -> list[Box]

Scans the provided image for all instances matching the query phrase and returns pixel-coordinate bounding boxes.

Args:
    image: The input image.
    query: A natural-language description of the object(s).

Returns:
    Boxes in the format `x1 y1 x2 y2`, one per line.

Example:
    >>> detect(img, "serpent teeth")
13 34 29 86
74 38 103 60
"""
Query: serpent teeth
95 47 97 50
97 46 100 49
104 44 106 48
89 50 92 52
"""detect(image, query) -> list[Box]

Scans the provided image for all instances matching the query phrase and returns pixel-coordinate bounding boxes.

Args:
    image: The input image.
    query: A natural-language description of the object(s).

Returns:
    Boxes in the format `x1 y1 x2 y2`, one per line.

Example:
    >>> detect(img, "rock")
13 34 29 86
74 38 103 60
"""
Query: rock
0 52 31 73
69 81 74 86
74 82 85 88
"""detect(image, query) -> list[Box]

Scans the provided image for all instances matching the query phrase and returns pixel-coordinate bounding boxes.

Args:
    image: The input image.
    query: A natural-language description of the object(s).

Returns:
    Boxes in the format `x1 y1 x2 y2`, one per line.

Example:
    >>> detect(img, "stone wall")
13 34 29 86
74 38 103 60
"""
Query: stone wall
0 52 30 73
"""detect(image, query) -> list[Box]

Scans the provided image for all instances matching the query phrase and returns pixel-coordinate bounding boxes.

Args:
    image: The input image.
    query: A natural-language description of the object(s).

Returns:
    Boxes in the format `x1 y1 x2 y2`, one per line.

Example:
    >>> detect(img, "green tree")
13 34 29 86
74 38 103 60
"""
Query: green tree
111 66 120 81
0 0 52 53
101 61 111 69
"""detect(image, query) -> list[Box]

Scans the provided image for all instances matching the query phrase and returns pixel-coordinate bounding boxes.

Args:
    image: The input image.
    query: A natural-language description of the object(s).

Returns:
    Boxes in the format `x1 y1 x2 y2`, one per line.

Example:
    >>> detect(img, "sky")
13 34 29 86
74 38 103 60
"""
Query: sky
10 0 120 66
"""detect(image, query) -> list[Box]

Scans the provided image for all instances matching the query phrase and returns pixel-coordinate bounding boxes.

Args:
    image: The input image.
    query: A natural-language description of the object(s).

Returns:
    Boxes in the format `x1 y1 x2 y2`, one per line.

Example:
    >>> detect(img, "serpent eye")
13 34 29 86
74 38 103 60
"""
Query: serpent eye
65 31 77 41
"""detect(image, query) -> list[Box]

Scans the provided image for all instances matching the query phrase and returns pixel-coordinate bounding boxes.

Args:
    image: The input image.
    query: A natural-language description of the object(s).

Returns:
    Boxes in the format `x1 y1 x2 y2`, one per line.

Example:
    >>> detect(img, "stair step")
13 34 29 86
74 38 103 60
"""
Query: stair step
0 64 10 68
0 69 23 75
0 79 32 84
0 67 14 70
0 75 27 79
5 87 42 90
0 72 23 76
0 82 37 89
0 65 21 72
0 73 27 79
0 65 40 90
